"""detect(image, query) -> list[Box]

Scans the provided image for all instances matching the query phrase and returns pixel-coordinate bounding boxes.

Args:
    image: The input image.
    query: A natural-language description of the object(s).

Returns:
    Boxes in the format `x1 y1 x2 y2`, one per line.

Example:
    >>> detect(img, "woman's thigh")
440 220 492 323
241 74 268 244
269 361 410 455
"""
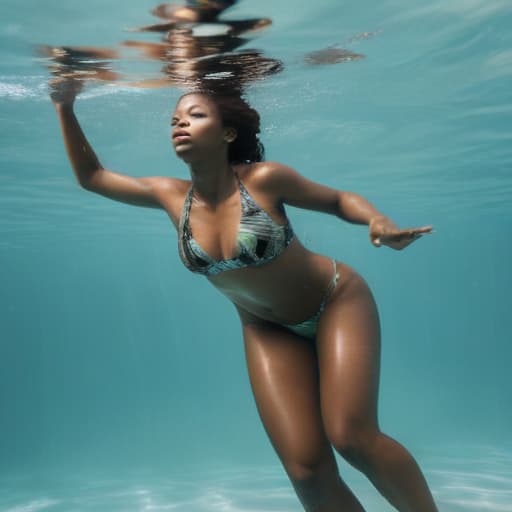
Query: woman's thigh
241 318 338 480
316 267 382 445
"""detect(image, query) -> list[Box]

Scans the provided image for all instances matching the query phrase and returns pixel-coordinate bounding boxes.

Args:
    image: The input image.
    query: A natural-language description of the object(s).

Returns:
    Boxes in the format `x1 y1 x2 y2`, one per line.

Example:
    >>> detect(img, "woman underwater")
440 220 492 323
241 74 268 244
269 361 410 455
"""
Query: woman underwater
50 80 437 512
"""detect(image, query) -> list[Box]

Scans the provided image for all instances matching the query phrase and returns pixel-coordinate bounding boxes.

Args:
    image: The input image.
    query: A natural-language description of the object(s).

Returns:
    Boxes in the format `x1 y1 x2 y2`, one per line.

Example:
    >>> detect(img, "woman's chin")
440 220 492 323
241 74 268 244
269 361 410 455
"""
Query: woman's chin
174 145 195 163
174 141 190 152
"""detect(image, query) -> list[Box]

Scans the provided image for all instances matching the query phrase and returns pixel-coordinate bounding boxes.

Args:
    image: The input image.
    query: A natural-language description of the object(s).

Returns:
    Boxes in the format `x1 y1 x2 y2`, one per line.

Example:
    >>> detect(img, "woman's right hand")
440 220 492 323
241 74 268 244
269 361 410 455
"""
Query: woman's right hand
49 77 83 107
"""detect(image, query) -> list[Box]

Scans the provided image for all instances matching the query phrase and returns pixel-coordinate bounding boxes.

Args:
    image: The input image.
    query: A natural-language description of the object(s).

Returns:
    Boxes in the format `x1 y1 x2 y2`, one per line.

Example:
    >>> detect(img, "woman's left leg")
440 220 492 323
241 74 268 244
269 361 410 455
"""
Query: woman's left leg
316 265 438 512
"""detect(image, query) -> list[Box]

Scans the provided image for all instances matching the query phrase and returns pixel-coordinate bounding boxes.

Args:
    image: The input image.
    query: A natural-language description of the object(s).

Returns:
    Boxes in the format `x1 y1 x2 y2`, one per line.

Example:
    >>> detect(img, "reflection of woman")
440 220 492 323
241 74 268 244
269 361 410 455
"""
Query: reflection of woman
122 30 282 91
50 80 437 512
40 9 277 91
152 0 239 23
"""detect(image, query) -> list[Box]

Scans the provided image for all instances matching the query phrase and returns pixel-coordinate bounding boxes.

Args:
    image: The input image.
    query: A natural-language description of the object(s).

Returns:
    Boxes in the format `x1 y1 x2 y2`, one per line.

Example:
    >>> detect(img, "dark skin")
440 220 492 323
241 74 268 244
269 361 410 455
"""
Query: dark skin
50 82 436 512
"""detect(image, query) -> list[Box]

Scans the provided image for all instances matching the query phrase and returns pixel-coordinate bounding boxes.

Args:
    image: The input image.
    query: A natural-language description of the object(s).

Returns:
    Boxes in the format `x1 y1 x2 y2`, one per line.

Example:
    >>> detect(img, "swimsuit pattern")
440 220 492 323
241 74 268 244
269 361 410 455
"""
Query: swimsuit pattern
178 175 295 276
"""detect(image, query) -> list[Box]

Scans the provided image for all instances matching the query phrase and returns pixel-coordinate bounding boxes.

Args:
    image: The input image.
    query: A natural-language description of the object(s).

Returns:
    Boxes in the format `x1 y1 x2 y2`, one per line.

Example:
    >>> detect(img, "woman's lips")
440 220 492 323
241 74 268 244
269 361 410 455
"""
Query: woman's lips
173 132 191 145
173 129 191 138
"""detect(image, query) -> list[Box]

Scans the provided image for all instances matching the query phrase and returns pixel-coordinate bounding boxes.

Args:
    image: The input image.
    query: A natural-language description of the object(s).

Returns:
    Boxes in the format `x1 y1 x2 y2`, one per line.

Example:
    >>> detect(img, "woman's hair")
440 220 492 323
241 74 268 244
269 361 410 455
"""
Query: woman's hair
181 90 265 164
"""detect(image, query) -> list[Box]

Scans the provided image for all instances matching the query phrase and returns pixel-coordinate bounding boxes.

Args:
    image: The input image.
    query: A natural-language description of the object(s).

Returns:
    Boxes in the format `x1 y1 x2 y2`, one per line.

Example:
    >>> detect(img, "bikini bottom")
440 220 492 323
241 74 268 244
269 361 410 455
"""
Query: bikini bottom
283 259 340 340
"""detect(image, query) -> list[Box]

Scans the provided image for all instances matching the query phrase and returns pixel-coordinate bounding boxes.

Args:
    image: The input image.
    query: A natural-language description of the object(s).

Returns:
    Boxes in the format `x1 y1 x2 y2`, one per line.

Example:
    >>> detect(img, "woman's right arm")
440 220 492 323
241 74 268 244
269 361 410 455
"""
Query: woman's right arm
51 78 172 209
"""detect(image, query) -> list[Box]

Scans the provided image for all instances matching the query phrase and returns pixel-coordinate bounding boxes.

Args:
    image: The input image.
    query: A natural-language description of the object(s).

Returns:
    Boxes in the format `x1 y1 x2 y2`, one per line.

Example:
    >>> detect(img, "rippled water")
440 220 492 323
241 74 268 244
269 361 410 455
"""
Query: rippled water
2 446 512 511
427 446 512 511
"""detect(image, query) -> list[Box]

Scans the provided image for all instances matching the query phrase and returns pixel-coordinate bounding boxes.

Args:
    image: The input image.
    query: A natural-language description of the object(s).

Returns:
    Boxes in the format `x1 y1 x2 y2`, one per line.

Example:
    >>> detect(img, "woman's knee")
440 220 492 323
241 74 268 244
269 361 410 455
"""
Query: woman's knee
280 441 337 483
327 421 380 469
285 460 323 484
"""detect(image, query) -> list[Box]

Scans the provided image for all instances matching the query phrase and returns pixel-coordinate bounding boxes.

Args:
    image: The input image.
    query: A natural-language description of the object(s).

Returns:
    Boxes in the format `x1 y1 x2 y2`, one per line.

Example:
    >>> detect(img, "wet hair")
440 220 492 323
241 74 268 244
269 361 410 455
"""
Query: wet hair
180 90 265 164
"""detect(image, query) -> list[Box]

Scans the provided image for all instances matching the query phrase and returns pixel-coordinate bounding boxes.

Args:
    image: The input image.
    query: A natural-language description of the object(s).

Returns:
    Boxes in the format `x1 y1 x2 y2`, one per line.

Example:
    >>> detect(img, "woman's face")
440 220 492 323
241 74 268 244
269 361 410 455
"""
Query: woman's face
171 94 231 161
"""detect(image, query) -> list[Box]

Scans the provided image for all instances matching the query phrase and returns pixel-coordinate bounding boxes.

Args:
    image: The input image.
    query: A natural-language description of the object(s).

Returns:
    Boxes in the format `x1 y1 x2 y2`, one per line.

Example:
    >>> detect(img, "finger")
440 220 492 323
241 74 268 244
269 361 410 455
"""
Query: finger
387 234 423 250
413 225 433 234
402 225 432 235
380 232 411 241
371 236 382 247
387 228 430 240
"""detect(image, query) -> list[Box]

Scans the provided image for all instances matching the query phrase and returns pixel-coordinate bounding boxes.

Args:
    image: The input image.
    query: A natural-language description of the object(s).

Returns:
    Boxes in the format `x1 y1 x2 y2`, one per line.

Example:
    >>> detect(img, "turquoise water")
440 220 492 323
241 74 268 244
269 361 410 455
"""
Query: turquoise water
1 0 511 510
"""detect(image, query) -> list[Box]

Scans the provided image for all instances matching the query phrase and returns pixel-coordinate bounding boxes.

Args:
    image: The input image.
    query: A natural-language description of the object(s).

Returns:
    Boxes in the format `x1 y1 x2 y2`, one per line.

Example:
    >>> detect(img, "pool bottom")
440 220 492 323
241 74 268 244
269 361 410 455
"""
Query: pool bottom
1 443 511 512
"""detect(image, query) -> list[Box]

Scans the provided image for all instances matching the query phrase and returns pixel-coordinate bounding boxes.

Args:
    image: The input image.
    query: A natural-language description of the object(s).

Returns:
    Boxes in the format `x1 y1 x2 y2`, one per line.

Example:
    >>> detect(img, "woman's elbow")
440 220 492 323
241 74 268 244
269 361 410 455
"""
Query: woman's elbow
75 168 103 192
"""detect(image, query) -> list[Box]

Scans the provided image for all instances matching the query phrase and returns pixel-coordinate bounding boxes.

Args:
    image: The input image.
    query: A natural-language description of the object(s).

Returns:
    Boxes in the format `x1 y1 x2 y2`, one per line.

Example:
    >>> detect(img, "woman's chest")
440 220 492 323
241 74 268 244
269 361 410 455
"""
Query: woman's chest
187 198 242 261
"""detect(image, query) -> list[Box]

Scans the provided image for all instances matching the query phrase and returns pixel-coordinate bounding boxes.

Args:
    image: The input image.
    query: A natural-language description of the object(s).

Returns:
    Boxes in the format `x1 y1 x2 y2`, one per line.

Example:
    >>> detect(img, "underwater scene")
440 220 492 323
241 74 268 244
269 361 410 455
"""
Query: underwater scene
1 0 511 510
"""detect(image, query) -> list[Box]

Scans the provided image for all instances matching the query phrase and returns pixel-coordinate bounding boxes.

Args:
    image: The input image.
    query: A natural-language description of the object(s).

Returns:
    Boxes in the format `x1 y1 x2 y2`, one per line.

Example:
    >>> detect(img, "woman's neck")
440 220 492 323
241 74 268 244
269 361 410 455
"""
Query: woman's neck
188 156 237 206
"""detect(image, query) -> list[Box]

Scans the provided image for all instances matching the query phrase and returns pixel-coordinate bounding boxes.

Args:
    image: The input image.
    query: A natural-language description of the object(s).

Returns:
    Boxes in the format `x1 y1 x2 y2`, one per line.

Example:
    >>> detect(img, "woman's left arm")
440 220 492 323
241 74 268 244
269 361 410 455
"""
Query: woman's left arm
262 163 432 250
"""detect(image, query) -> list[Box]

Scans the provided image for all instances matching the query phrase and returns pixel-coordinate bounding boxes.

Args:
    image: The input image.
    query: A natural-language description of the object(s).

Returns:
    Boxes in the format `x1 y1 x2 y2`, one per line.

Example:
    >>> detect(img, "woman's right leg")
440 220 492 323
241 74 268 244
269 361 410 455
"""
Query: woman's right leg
315 268 438 512
241 319 365 512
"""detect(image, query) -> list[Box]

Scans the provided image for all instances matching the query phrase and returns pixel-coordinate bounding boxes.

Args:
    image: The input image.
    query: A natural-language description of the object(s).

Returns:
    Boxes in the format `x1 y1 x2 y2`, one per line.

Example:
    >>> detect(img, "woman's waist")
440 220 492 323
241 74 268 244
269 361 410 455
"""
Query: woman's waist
211 252 346 324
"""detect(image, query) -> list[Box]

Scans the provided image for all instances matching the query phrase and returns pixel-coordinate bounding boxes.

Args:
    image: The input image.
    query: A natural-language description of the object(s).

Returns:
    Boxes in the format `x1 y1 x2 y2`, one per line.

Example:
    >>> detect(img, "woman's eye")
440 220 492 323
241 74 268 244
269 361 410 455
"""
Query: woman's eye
191 112 205 118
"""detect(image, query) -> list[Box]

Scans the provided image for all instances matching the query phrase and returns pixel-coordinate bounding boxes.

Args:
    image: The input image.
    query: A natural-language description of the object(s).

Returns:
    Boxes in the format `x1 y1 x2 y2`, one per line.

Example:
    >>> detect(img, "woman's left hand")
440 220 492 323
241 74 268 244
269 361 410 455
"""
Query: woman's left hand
369 216 432 250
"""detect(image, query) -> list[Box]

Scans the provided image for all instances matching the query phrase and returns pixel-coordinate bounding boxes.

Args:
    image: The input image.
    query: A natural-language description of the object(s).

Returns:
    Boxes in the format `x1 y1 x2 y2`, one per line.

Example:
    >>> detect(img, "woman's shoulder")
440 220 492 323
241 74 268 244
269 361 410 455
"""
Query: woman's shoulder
151 176 191 198
148 176 192 215
236 161 292 188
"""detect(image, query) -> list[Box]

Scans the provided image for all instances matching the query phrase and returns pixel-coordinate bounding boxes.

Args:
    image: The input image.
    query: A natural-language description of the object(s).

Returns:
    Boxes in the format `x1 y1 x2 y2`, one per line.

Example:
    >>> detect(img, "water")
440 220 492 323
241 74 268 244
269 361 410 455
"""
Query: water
1 0 511 510
1 446 512 511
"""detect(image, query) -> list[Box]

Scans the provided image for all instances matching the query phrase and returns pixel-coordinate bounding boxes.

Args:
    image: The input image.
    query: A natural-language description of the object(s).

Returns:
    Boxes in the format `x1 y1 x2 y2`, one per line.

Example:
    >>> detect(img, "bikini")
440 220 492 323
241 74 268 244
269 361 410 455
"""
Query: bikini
178 174 339 339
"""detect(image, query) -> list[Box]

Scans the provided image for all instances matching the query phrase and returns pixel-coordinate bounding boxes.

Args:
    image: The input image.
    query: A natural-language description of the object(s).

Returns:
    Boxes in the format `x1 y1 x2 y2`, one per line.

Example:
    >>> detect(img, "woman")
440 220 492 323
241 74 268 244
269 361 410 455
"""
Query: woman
50 80 437 512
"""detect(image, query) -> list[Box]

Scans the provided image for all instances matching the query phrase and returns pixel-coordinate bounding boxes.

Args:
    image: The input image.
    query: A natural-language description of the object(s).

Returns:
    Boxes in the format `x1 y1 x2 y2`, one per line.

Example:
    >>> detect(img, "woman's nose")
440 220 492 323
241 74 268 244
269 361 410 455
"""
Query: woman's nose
177 118 189 127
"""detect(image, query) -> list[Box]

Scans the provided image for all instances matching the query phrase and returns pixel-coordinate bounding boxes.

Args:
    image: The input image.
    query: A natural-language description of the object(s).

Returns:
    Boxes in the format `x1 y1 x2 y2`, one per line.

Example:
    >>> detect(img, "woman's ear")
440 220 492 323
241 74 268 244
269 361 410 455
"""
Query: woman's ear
224 127 237 143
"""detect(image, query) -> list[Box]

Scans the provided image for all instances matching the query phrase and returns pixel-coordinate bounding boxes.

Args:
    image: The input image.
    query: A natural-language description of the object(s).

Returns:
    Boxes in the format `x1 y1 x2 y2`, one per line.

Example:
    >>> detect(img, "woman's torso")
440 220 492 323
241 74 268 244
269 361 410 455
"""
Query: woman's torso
158 162 348 325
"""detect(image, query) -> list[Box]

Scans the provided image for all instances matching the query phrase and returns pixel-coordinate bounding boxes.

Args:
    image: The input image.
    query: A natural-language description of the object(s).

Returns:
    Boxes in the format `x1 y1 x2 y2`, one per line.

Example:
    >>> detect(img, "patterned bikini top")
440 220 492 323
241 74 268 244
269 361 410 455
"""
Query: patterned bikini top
178 175 294 276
